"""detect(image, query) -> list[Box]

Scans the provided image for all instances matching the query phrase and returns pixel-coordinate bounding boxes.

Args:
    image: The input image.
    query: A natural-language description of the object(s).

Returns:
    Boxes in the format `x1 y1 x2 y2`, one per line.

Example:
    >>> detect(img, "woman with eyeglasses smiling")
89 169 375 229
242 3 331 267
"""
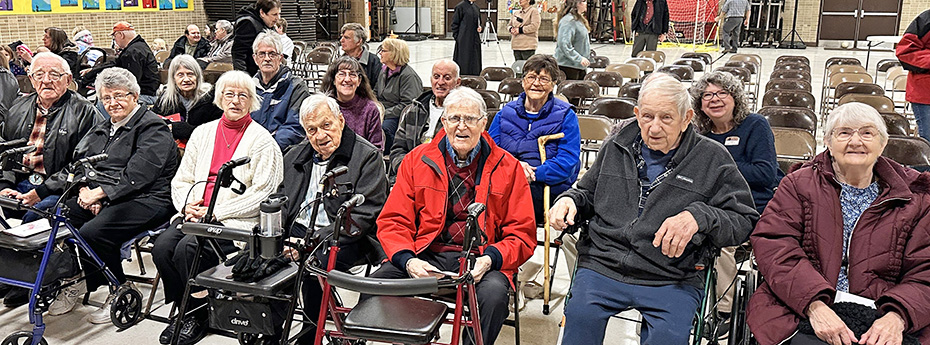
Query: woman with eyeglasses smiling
320 55 384 150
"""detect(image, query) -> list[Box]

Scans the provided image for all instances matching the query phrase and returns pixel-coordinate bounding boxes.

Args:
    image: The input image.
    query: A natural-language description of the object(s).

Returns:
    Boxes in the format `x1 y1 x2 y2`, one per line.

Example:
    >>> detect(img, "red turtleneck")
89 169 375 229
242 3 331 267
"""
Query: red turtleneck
203 113 253 206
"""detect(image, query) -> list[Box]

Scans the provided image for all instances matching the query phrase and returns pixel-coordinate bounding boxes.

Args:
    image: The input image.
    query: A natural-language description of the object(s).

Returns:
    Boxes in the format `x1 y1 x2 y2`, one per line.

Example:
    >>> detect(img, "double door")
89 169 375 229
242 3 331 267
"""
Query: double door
818 0 901 48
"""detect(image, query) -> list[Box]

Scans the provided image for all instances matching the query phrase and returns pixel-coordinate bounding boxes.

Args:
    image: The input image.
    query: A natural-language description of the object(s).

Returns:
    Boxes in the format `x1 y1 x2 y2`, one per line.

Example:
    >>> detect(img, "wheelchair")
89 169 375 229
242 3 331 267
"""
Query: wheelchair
0 157 144 345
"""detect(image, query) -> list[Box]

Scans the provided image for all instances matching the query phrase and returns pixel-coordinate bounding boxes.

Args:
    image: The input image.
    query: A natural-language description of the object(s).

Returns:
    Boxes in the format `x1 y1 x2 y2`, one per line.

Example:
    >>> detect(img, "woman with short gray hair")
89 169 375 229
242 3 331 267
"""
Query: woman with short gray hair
201 20 234 65
153 55 223 142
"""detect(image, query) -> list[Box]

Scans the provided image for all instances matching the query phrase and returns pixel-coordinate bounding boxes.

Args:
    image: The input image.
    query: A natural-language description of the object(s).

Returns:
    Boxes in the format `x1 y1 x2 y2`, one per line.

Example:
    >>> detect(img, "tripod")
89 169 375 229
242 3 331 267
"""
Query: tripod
778 0 805 49
401 0 428 40
480 1 507 63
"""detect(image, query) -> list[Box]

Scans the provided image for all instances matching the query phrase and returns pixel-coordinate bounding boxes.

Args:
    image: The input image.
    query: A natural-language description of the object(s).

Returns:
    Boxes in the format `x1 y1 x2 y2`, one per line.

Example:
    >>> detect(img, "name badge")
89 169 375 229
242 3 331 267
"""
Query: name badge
724 136 740 146
28 173 44 185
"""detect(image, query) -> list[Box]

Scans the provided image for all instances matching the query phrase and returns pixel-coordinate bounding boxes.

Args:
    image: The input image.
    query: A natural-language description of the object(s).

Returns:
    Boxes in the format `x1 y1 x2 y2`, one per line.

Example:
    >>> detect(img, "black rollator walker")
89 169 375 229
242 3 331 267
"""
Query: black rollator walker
0 152 144 345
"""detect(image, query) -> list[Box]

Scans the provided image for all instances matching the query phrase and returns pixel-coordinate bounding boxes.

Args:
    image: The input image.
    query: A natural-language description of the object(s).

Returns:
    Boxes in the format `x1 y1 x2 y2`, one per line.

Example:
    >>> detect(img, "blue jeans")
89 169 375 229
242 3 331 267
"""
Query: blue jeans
382 117 399 154
562 268 704 345
913 103 930 142
96 94 157 119
4 180 60 223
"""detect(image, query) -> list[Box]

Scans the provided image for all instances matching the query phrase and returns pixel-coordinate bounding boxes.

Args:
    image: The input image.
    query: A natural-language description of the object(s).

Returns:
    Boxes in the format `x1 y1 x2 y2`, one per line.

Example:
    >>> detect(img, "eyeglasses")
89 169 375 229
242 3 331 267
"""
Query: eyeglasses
523 74 552 85
100 91 134 104
701 90 731 101
335 71 359 80
444 114 486 127
254 51 280 59
832 127 878 142
223 91 250 101
29 70 65 82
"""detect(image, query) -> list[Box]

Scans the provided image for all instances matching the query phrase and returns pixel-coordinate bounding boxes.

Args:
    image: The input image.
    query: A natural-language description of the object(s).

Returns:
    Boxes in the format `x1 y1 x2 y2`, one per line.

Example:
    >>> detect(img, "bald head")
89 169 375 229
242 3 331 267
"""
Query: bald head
185 24 201 44
431 59 461 105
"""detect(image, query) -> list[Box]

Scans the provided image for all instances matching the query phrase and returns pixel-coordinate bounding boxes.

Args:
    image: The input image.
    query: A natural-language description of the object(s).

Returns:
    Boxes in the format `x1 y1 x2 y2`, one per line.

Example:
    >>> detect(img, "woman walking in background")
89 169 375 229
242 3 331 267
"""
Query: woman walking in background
554 0 590 80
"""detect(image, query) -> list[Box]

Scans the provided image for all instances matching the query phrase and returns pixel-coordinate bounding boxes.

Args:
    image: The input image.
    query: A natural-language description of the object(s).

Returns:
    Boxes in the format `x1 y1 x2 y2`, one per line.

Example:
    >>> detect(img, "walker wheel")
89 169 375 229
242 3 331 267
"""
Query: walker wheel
110 287 143 330
237 332 277 345
1 331 48 345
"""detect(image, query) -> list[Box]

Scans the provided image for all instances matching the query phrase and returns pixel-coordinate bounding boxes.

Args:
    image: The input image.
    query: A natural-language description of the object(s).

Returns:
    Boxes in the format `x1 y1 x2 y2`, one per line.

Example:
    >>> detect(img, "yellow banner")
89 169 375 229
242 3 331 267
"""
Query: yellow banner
0 0 192 15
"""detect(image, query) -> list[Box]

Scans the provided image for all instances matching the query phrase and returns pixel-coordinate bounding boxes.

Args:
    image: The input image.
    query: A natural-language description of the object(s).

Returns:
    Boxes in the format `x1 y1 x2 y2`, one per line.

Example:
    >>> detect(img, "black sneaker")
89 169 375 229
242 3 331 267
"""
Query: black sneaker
176 312 208 345
702 312 731 340
3 287 29 308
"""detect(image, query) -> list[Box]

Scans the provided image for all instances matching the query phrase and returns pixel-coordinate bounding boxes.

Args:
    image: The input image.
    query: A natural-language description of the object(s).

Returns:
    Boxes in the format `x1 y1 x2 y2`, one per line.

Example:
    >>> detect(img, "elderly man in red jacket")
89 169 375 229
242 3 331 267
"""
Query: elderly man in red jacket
375 86 536 345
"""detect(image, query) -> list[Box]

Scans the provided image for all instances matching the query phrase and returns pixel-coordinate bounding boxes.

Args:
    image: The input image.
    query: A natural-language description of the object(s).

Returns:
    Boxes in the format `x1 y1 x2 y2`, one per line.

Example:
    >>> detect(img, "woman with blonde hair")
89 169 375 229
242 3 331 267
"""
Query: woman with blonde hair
554 0 591 80
375 38 422 153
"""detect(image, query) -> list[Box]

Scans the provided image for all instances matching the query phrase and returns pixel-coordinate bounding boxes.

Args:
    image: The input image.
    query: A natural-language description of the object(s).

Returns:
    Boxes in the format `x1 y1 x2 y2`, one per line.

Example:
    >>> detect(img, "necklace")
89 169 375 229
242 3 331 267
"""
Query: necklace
220 125 245 149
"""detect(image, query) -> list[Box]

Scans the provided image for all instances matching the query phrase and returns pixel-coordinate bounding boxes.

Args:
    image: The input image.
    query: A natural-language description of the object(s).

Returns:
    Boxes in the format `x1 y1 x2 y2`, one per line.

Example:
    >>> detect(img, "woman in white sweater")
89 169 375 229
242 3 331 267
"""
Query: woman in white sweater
152 70 284 345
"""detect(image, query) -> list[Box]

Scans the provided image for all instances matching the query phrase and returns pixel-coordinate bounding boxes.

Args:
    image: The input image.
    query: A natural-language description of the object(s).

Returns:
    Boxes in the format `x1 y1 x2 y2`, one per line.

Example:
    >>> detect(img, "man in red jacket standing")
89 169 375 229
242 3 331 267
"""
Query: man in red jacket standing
375 87 537 345
897 9 930 142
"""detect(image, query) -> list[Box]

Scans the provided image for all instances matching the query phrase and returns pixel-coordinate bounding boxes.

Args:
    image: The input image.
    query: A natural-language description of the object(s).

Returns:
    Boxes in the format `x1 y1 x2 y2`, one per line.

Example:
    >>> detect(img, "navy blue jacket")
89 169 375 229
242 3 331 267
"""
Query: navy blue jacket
704 113 782 213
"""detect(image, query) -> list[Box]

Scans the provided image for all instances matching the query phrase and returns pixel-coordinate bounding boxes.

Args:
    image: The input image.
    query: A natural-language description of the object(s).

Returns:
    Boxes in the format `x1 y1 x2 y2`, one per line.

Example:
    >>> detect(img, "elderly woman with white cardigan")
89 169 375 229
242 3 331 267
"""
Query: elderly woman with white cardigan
152 70 284 345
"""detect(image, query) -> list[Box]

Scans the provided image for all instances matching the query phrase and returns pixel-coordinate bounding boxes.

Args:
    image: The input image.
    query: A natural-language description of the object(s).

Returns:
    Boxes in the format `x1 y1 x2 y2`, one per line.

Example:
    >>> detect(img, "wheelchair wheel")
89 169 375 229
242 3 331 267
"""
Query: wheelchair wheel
110 286 143 330
1 331 48 345
237 332 277 345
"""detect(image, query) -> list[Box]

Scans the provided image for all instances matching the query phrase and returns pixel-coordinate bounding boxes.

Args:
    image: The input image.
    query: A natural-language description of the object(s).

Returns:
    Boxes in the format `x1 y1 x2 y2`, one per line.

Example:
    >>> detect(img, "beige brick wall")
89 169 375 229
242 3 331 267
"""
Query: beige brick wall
782 0 930 46
0 0 206 51
900 0 930 33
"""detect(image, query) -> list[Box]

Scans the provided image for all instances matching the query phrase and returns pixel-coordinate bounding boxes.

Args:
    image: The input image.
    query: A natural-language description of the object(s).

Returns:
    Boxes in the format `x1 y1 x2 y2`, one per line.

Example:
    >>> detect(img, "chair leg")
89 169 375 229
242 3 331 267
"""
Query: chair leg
134 238 146 275
144 271 160 317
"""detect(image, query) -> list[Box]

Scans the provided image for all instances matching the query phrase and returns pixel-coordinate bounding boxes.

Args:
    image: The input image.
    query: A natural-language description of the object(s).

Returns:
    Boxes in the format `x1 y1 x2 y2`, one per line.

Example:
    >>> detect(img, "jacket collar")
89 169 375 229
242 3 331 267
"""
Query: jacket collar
96 105 147 134
809 151 915 203
510 92 573 120
292 125 357 169
613 120 699 167
419 128 498 179
255 66 291 90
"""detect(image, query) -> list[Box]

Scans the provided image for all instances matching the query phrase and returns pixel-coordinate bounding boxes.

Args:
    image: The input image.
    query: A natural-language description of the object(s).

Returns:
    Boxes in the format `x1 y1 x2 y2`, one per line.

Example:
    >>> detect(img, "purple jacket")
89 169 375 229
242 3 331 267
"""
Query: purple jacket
338 95 384 150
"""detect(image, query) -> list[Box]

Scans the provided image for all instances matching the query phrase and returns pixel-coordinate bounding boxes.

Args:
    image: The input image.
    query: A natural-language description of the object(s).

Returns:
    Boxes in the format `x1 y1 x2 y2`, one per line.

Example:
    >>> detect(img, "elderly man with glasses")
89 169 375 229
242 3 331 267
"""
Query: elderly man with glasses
376 86 536 345
251 30 309 150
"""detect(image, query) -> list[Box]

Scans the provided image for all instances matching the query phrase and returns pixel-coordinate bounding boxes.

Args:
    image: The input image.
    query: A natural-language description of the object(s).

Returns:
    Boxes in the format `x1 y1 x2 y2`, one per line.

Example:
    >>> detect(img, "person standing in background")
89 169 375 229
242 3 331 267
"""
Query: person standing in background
630 0 669 58
509 0 540 61
451 0 483 76
554 0 590 80
897 9 930 142
717 0 750 53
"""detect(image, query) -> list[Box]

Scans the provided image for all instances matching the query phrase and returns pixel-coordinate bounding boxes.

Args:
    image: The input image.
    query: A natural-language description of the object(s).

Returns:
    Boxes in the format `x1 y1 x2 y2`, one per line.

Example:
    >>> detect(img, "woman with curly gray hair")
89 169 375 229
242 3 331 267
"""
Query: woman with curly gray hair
690 70 781 337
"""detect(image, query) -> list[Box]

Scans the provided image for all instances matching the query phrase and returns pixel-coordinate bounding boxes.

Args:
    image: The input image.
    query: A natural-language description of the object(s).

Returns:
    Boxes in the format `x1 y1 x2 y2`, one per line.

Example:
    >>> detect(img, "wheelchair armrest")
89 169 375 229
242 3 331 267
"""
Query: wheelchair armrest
326 270 440 296
0 197 23 211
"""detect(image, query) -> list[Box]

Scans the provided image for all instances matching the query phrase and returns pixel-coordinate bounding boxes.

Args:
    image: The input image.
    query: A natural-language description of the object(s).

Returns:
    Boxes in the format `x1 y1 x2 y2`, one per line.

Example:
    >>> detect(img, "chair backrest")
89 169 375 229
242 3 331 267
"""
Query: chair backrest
836 94 895 113
589 55 610 69
577 115 614 142
308 48 333 64
776 55 810 65
883 136 930 167
17 75 34 94
583 71 624 89
625 58 656 73
828 72 874 87
497 77 524 97
672 58 705 72
657 65 695 81
606 63 642 81
876 58 901 73
880 112 911 136
724 60 759 75
480 67 516 82
765 78 813 93
474 89 502 110
833 82 885 99
205 62 234 72
715 66 752 84
681 52 712 66
619 82 642 99
769 69 811 82
558 80 600 100
762 89 817 110
892 74 907 91
729 53 762 66
511 60 527 77
886 66 907 85
825 57 861 69
589 97 636 120
772 127 816 159
826 64 868 77
155 51 169 64
760 107 817 134
636 51 666 64
460 75 488 90
773 62 811 74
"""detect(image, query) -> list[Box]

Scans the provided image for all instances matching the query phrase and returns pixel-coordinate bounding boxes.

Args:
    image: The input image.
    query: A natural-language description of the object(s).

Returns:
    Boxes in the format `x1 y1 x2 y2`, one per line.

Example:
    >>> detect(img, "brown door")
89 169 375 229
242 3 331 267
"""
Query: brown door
819 0 861 41
818 0 902 46
445 0 497 37
858 0 902 40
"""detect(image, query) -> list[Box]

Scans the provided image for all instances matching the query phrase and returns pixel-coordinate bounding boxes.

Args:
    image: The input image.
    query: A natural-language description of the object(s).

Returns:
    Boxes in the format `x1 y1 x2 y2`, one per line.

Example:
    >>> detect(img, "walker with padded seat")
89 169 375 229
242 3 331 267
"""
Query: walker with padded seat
0 152 144 345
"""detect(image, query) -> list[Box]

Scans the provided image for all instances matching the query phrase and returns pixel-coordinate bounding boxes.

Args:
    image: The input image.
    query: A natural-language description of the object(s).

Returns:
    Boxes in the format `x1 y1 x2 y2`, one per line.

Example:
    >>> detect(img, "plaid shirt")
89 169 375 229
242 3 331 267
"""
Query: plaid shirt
22 104 49 175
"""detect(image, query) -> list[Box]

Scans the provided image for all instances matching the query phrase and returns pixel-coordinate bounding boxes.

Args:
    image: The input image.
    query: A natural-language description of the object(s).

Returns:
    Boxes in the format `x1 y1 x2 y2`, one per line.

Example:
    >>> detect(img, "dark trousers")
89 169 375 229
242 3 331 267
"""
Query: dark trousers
66 196 173 291
151 217 238 305
632 33 660 57
513 50 535 61
296 241 370 344
562 268 703 345
560 66 587 81
721 17 743 52
382 117 400 154
366 251 511 345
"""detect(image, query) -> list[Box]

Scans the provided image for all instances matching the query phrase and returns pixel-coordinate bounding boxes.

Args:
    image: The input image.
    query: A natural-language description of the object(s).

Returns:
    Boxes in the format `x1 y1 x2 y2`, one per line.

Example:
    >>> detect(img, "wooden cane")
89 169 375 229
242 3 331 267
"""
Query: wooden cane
538 133 564 315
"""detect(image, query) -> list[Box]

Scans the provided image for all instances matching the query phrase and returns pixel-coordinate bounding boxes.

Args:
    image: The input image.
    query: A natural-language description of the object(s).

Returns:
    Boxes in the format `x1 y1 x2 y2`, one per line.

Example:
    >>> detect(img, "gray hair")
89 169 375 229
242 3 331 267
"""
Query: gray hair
213 70 261 112
252 29 283 54
443 87 487 116
159 54 208 111
95 67 140 95
434 59 460 78
341 23 368 43
689 71 751 134
824 102 888 145
638 72 691 119
215 20 233 34
299 94 343 127
30 52 72 75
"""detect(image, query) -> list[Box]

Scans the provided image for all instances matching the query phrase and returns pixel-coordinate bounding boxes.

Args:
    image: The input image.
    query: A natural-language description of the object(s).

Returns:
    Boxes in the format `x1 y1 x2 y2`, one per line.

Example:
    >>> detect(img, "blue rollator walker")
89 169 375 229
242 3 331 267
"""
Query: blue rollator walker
0 153 144 345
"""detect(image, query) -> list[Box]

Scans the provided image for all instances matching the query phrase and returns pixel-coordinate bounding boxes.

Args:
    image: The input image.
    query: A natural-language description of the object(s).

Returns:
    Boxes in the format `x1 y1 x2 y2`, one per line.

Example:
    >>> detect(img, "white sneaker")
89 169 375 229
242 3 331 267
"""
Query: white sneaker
48 278 86 316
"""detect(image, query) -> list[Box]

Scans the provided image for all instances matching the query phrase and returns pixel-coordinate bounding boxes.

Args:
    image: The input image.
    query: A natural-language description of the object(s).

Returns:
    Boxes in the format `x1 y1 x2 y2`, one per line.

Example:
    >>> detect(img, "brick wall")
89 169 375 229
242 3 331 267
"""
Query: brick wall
782 0 930 46
0 0 206 51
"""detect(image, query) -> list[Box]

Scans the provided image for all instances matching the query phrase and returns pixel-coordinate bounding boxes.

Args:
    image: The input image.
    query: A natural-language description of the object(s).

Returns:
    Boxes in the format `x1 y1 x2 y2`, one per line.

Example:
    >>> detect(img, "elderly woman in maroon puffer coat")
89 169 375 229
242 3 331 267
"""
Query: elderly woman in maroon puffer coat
748 102 930 345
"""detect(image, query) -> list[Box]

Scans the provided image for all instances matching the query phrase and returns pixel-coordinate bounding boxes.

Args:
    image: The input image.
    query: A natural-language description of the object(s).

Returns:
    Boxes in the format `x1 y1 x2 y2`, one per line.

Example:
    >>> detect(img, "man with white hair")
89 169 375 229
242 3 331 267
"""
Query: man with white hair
80 21 159 107
251 30 310 150
199 19 234 67
549 72 758 344
340 22 381 86
376 87 536 345
0 52 103 307
168 24 211 59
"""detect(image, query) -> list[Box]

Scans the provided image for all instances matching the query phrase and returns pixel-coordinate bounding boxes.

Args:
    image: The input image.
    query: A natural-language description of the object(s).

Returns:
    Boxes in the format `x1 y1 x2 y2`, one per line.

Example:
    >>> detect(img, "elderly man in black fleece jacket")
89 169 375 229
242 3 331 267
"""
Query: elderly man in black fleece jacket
549 72 758 345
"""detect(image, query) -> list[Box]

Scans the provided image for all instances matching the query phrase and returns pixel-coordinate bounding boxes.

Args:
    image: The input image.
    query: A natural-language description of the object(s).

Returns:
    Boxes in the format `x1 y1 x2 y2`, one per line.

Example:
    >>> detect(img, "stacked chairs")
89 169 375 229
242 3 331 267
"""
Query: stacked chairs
607 63 642 83
583 71 624 96
589 55 610 71
762 89 817 111
497 77 524 102
461 75 488 90
558 80 600 114
821 68 872 115
769 69 811 82
625 58 656 76
775 55 810 65
765 79 812 93
883 136 930 169
837 94 896 114
635 51 666 66
589 97 636 121
673 58 706 74
716 66 753 85
657 65 695 83
618 82 641 99
681 52 713 70
834 82 885 99
481 66 516 93
759 106 817 135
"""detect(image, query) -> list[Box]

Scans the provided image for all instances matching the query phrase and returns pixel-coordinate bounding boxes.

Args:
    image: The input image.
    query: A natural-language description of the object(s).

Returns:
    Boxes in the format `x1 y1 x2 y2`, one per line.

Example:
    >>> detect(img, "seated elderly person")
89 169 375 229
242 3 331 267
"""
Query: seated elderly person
320 55 383 150
251 30 309 150
151 54 223 143
22 67 178 324
389 59 461 183
489 54 580 223
549 72 758 344
276 94 387 343
198 20 233 67
168 24 210 59
376 87 536 345
748 102 930 345
152 70 283 345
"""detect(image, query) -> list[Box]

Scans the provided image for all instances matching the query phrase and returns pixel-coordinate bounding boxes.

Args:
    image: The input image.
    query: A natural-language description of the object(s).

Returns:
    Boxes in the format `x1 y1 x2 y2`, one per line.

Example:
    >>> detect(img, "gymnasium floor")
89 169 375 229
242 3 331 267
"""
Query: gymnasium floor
0 39 900 344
